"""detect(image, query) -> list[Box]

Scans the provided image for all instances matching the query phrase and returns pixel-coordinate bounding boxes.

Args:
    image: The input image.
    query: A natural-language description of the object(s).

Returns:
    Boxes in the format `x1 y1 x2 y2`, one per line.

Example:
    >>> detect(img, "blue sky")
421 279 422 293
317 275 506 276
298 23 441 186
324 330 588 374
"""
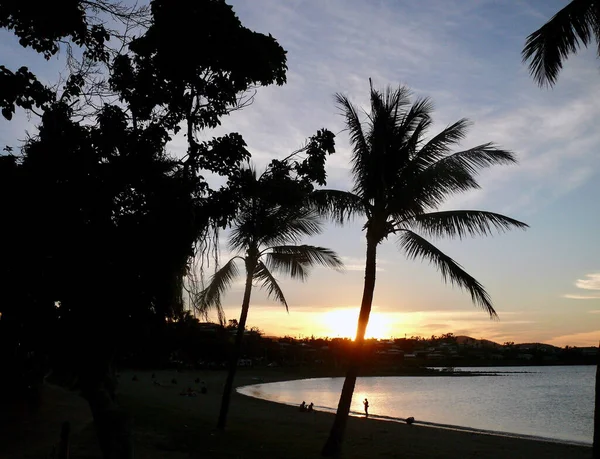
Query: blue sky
2 0 599 345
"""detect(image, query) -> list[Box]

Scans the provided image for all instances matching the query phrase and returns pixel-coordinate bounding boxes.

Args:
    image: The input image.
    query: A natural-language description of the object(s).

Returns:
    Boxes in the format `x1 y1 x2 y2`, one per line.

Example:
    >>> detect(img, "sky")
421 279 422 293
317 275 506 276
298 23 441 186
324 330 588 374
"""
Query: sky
2 0 600 346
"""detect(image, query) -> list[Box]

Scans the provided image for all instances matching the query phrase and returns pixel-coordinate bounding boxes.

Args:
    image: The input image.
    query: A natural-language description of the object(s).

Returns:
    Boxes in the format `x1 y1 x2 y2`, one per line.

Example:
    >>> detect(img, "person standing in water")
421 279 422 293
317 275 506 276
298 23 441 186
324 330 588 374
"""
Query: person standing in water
363 398 369 418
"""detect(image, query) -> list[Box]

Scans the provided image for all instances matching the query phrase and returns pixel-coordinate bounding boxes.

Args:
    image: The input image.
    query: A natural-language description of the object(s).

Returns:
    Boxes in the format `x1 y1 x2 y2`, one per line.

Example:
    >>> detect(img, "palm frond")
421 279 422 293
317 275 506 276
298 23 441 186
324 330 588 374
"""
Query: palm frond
397 230 497 318
403 210 529 239
427 143 517 175
522 0 598 87
335 92 370 190
309 189 367 224
363 86 426 199
408 118 471 170
264 249 309 281
403 114 434 159
230 204 324 251
196 257 240 319
254 260 289 311
336 90 379 198
397 97 434 142
397 144 517 214
265 245 344 280
387 97 434 174
259 206 324 247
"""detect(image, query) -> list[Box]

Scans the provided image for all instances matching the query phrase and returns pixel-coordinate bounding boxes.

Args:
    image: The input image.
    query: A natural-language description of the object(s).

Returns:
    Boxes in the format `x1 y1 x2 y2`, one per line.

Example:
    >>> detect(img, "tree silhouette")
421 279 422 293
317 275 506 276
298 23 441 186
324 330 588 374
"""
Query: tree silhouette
316 82 528 457
0 1 288 458
522 0 600 87
198 158 343 430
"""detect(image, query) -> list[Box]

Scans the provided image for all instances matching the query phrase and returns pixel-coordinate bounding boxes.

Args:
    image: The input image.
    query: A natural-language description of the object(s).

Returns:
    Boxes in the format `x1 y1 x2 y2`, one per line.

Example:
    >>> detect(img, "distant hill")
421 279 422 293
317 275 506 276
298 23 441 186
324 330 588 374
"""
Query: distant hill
455 336 564 351
455 336 502 348
515 342 562 352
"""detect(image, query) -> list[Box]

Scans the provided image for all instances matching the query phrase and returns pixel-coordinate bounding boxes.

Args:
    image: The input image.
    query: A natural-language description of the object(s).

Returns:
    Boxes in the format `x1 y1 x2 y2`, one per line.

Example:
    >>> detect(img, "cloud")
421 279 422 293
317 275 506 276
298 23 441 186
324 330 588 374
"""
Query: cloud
575 273 600 290
338 256 385 272
563 294 600 300
564 273 600 299
590 310 600 314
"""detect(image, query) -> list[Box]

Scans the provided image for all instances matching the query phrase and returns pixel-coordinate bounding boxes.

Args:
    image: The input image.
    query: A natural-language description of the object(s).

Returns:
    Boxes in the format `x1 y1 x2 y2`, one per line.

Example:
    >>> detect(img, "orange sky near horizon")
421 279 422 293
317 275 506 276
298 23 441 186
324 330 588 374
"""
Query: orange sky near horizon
214 305 599 348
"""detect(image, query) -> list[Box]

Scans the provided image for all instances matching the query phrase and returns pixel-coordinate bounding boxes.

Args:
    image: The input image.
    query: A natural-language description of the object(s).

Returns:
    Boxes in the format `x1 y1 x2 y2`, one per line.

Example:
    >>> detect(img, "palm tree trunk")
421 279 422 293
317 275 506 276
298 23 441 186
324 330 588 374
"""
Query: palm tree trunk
594 340 599 459
217 267 254 430
322 236 377 458
80 350 134 459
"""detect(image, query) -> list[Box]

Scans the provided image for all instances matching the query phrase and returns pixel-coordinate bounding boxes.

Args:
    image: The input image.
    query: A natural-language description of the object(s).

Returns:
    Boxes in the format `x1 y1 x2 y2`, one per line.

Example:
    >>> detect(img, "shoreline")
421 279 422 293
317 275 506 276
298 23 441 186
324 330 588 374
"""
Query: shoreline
237 380 592 448
4 368 592 458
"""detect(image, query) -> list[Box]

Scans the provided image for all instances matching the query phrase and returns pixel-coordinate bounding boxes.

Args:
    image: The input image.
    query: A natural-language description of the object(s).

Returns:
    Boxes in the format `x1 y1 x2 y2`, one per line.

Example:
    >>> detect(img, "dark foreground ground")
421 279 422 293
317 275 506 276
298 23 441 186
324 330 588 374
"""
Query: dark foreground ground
1 368 593 458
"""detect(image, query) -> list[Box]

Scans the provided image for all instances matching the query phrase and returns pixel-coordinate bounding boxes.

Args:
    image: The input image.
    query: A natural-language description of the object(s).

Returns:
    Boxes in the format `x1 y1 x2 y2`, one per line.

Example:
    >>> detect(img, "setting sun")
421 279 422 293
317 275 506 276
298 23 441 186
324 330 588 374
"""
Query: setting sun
320 309 392 339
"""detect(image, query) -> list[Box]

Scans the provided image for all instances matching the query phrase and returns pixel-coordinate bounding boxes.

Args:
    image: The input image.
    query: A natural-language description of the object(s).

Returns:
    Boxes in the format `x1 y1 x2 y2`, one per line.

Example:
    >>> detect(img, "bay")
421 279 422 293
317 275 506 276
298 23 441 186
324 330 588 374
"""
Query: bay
237 365 595 444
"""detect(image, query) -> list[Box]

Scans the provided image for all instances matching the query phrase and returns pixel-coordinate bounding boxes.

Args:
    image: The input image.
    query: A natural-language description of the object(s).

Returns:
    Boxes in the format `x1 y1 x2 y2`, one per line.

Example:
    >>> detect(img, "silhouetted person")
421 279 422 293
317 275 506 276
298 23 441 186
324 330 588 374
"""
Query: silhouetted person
200 381 207 394
406 416 414 425
299 401 306 412
171 378 177 384
363 398 369 417
151 373 156 379
195 377 200 384
307 402 314 412
132 375 138 382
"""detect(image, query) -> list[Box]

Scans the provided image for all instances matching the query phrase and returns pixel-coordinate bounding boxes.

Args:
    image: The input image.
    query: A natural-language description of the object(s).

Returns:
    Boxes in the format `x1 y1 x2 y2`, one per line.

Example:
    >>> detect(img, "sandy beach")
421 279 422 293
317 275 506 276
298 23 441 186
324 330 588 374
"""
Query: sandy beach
3 368 593 458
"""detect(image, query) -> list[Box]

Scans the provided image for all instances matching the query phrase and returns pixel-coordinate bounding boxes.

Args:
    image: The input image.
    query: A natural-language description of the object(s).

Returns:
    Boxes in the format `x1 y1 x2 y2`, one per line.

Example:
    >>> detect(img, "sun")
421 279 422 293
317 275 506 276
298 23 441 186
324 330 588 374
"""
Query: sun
320 308 391 339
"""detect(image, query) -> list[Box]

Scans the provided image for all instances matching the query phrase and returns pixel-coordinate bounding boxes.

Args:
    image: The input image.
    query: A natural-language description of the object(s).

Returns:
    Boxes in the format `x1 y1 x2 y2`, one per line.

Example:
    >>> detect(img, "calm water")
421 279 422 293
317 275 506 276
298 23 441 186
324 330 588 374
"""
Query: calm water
238 366 595 444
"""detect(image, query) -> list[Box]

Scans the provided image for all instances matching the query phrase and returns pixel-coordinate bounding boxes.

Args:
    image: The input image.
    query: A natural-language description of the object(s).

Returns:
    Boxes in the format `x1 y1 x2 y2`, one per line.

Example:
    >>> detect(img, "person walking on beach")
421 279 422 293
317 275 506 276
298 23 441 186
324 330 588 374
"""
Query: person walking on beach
363 398 369 418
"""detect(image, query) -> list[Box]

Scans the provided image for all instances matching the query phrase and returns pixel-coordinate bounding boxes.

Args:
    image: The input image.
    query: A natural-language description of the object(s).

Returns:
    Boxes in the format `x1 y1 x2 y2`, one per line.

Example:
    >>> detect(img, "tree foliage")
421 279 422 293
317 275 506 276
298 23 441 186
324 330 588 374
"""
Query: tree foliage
0 1 290 457
522 0 600 87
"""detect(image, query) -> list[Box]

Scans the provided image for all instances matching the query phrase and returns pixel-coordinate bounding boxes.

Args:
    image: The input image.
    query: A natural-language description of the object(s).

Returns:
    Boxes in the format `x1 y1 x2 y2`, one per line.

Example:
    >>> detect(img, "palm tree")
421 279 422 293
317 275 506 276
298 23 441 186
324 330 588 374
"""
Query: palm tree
198 167 343 430
316 82 528 457
524 4 600 455
522 0 600 86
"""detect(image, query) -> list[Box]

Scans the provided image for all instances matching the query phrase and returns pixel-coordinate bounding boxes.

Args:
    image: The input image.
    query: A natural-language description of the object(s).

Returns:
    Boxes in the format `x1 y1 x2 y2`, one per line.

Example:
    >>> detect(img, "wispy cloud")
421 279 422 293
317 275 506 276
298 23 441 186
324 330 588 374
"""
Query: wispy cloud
338 256 385 272
564 273 600 300
575 273 600 290
563 294 600 300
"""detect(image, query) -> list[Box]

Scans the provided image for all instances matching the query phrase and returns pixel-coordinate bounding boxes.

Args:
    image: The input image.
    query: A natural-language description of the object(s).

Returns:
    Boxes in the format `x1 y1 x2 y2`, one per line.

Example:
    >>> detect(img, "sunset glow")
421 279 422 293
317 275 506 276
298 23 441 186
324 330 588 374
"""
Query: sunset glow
320 309 393 340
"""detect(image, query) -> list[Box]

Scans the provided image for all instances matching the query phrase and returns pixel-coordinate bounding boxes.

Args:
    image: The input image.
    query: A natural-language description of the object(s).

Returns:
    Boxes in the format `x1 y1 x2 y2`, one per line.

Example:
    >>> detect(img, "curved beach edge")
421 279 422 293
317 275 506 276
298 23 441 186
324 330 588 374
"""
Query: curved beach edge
237 381 592 448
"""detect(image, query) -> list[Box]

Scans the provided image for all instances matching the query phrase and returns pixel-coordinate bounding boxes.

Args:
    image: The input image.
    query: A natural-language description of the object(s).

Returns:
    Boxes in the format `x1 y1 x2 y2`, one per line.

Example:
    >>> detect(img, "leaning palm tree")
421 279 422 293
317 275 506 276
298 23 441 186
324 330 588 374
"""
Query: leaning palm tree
316 82 528 457
198 167 343 430
522 0 600 87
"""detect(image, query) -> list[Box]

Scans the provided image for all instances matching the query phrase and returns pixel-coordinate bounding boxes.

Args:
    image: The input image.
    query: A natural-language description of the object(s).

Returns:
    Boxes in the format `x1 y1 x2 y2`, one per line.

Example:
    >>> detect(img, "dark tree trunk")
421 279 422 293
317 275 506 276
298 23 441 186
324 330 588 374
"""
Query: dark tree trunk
217 265 254 430
79 341 134 459
84 384 134 459
594 340 599 459
58 421 70 459
322 236 377 458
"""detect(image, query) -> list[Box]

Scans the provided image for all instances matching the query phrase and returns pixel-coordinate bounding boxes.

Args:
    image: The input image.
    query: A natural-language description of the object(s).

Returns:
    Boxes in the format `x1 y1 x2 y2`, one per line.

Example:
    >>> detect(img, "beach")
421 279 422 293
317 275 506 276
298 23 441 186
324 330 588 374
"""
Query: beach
3 368 592 458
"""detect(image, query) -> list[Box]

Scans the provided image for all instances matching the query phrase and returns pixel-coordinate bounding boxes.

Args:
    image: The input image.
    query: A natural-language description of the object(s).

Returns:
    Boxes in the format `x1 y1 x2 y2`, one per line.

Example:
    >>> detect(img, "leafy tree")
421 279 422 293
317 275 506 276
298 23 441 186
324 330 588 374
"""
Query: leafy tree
198 153 343 430
522 0 600 87
0 1 288 457
315 82 528 457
